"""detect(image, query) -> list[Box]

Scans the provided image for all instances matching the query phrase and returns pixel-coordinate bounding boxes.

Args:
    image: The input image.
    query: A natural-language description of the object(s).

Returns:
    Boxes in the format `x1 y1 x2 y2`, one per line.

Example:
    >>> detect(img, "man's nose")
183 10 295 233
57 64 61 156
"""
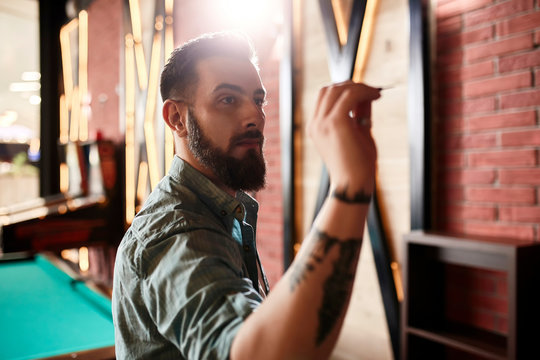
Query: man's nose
244 101 265 129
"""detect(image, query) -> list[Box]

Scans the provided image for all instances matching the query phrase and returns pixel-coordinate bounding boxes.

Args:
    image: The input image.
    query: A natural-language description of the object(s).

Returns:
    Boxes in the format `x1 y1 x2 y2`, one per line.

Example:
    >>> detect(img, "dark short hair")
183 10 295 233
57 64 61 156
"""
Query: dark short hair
159 31 258 102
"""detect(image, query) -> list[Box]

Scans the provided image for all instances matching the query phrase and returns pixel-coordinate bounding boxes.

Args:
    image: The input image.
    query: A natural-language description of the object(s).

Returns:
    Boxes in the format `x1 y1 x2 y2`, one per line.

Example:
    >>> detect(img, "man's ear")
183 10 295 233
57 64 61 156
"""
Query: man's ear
163 99 188 137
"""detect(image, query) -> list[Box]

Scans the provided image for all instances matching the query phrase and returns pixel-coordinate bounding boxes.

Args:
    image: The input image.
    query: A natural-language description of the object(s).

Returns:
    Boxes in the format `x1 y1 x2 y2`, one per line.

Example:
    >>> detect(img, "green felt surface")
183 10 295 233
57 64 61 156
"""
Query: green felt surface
0 255 115 360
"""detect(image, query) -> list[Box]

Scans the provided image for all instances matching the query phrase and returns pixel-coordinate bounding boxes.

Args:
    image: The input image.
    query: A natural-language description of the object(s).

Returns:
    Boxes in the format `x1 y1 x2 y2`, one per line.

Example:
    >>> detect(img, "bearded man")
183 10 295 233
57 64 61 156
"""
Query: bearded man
112 32 381 360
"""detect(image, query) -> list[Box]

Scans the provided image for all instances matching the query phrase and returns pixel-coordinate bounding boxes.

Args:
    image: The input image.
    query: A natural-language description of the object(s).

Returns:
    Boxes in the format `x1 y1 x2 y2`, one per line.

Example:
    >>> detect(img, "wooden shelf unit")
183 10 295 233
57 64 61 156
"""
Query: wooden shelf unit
401 231 540 359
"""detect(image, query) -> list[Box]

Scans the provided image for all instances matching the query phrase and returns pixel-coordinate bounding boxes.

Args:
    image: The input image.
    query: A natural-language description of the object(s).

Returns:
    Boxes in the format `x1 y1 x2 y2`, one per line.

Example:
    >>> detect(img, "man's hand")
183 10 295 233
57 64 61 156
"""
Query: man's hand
231 82 381 360
308 81 381 197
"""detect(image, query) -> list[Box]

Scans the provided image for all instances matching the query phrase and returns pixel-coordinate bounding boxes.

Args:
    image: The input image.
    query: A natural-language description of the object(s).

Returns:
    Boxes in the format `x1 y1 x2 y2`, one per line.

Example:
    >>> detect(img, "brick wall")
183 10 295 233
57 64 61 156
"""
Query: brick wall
435 0 539 334
87 0 122 142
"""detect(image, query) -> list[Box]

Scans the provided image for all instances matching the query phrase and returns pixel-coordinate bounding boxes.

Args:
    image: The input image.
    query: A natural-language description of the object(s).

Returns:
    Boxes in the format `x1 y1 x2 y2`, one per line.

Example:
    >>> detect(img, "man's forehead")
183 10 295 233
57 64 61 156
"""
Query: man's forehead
195 56 264 94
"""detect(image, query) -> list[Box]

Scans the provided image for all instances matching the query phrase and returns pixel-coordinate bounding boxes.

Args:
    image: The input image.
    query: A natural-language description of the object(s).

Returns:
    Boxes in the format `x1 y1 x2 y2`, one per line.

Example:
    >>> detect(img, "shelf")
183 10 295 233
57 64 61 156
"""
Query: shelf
406 323 507 360
402 231 540 359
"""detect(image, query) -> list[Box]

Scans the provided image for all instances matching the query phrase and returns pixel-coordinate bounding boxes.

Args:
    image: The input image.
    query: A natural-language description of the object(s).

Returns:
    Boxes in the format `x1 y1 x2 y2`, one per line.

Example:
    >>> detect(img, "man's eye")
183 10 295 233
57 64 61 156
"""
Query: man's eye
255 98 267 107
221 96 236 105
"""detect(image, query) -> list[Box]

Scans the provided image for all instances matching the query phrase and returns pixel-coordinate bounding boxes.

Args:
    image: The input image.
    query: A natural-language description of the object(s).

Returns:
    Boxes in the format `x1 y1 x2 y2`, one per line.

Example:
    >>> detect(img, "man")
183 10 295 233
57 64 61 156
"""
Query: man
112 32 380 359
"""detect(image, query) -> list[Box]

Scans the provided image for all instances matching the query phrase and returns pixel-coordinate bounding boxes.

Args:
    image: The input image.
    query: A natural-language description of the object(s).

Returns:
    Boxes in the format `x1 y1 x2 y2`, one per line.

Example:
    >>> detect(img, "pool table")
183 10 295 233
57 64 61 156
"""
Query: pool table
0 253 115 360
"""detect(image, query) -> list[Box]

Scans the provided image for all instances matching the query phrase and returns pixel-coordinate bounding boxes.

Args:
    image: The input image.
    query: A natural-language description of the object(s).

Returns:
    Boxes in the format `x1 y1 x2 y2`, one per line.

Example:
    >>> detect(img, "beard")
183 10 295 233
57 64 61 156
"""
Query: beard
186 108 266 192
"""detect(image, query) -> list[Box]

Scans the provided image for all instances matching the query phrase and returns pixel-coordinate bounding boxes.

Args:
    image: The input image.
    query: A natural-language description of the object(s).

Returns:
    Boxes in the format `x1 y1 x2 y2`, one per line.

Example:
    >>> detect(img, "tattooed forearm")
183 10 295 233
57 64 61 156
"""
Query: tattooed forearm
289 229 363 345
317 237 360 344
332 185 372 204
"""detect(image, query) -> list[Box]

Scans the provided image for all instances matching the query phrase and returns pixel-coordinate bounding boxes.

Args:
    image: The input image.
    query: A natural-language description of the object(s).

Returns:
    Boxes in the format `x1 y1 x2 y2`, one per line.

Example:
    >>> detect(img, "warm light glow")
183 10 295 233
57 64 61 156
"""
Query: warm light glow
29 138 40 154
164 2 175 173
70 87 80 142
391 261 404 302
61 249 79 263
60 18 78 107
79 246 89 272
331 0 348 46
60 162 69 193
58 204 67 215
144 20 163 190
136 161 149 207
59 95 69 144
353 0 379 82
215 0 270 30
125 34 136 224
78 10 89 142
129 0 148 89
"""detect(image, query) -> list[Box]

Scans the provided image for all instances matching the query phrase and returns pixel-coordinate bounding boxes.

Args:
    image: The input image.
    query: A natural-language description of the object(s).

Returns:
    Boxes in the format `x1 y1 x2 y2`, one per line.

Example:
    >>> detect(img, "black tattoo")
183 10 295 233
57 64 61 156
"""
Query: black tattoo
289 229 362 345
332 186 372 204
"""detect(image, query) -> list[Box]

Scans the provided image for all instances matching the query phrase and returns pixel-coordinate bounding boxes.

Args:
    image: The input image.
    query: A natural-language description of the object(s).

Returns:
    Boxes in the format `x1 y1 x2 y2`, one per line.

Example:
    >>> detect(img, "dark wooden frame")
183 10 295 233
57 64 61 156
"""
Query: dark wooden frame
39 0 67 197
408 0 432 232
280 0 296 270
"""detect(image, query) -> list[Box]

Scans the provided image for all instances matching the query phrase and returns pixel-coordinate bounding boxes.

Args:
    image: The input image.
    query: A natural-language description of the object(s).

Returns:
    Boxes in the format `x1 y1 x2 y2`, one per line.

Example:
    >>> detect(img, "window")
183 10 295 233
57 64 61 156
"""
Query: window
0 0 40 207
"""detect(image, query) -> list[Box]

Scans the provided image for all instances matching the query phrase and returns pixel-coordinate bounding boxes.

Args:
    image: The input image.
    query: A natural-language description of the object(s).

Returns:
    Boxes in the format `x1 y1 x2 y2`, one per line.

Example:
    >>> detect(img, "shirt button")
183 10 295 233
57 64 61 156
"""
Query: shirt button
220 210 227 216
243 245 250 251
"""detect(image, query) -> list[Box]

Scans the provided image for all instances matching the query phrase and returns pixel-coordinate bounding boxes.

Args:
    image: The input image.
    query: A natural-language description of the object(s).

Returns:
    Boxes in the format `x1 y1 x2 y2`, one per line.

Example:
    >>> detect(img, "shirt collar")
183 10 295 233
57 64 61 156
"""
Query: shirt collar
168 156 258 224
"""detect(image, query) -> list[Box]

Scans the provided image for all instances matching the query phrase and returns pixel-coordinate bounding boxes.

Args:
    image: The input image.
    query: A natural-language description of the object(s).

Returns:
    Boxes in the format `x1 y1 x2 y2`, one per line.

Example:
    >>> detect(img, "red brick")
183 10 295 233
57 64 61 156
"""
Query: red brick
445 264 498 294
440 221 465 234
468 149 536 167
437 15 462 35
439 83 463 99
496 277 508 297
439 60 494 84
438 50 464 67
462 60 495 81
467 110 536 131
441 117 466 133
445 169 496 184
500 168 540 184
464 0 534 27
438 26 493 53
471 293 508 314
446 306 497 332
465 186 536 203
496 316 508 334
536 69 540 86
465 34 533 62
535 29 540 45
443 152 466 168
500 89 540 109
464 71 531 98
500 206 540 222
497 11 540 36
444 204 496 220
501 129 540 146
445 133 497 150
499 51 540 72
464 222 535 240
437 0 493 19
440 187 466 202
463 96 496 114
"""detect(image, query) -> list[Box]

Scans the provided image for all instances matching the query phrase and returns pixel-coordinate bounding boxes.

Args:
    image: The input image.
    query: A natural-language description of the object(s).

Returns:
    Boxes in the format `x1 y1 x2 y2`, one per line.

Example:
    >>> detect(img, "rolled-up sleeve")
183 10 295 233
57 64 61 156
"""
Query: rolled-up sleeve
140 228 263 360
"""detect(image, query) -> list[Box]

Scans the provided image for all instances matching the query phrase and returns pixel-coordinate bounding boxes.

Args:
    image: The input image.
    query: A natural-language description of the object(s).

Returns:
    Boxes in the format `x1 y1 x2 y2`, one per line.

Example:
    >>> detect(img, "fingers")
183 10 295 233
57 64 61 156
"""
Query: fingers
315 81 381 120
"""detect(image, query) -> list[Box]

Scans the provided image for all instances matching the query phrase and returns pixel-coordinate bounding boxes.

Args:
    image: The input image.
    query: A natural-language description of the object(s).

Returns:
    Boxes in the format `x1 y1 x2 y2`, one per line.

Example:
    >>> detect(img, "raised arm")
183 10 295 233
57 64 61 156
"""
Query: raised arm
231 81 381 360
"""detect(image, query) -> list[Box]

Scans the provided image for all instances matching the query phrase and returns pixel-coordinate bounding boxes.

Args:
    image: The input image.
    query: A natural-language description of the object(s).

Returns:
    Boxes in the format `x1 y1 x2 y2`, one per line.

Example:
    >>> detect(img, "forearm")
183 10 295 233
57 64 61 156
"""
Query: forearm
231 189 369 360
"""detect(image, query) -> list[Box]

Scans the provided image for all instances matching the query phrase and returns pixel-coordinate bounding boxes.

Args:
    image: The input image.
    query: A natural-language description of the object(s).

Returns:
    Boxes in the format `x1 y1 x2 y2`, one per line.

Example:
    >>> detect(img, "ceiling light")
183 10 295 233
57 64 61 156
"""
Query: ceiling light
9 82 41 92
29 95 42 105
21 71 41 81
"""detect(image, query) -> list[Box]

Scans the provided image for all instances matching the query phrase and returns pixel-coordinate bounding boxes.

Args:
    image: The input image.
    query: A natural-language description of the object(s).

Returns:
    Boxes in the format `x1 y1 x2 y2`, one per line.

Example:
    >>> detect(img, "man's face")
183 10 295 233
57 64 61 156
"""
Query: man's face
186 56 267 192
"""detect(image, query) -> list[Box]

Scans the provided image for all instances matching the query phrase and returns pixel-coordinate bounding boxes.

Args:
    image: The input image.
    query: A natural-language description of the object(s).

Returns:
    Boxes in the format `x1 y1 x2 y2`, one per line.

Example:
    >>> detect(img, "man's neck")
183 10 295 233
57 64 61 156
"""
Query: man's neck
175 153 237 197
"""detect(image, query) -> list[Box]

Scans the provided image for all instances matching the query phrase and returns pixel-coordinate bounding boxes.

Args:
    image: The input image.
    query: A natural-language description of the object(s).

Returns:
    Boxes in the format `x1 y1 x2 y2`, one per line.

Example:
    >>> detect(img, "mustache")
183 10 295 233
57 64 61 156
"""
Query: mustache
230 130 265 145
